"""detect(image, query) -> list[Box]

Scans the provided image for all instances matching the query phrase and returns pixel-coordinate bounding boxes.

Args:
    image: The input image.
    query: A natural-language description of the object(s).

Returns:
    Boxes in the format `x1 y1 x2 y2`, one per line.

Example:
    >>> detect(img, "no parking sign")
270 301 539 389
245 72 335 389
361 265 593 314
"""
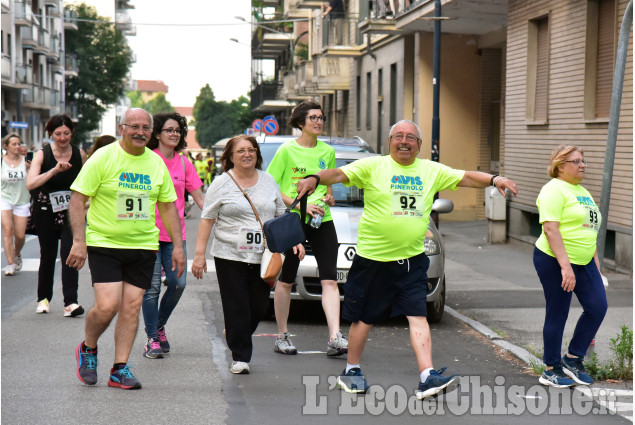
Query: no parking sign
252 119 263 132
262 117 279 135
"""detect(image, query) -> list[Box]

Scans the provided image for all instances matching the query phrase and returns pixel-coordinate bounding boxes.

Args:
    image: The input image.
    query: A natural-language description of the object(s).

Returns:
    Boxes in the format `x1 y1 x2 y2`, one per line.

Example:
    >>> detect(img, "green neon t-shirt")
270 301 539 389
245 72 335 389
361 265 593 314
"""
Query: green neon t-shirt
266 139 336 223
70 141 177 250
535 178 600 265
341 155 464 262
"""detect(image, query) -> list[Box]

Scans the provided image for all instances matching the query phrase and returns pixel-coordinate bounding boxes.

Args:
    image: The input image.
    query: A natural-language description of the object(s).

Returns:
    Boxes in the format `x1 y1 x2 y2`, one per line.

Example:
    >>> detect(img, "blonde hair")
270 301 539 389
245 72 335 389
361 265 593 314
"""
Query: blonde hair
2 133 21 148
548 145 584 178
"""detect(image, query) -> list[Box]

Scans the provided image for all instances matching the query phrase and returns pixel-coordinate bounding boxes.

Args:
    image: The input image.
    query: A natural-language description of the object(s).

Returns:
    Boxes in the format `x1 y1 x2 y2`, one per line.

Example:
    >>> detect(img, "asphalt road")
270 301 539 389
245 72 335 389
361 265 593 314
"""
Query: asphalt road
1 207 630 424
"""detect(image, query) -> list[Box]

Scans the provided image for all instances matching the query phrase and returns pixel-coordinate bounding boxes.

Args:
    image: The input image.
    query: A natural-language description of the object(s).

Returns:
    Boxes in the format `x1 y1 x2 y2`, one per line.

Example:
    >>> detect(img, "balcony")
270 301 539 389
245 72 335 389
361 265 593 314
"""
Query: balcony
47 34 60 60
116 11 137 36
312 55 350 91
22 85 59 109
286 0 307 19
250 80 296 113
15 64 33 85
296 0 323 9
34 28 51 55
65 55 79 77
14 1 31 26
251 19 294 63
294 60 331 96
357 0 401 35
2 55 11 80
319 16 365 57
44 0 59 6
281 72 304 100
20 26 38 49
47 5 62 18
64 10 78 31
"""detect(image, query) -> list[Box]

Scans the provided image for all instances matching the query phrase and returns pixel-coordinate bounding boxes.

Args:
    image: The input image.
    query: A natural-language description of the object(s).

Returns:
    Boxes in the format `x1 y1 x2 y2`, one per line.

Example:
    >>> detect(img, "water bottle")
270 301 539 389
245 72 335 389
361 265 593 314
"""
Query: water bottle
309 201 326 229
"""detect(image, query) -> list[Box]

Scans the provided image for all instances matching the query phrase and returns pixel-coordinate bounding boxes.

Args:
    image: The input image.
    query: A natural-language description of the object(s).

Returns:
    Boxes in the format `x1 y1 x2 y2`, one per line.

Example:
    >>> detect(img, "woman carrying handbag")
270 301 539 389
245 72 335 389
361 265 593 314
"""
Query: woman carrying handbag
192 135 305 374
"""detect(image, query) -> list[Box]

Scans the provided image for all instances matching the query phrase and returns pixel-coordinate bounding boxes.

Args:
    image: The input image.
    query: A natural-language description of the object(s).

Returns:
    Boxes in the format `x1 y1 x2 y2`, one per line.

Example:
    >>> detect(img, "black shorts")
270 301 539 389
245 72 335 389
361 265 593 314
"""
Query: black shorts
87 247 157 290
279 220 338 282
342 252 430 324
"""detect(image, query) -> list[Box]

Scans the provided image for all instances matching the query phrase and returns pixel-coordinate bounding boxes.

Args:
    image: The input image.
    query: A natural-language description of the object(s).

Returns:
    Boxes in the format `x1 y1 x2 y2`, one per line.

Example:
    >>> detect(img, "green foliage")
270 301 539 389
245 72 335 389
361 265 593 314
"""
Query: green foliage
526 344 546 375
609 324 633 380
192 85 256 148
584 352 614 381
126 90 144 108
64 3 132 144
125 91 175 115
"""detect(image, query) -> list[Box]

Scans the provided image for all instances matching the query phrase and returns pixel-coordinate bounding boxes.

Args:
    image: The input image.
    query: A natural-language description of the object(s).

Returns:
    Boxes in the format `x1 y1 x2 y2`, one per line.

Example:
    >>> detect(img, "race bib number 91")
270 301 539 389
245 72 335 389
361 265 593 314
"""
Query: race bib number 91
117 191 149 220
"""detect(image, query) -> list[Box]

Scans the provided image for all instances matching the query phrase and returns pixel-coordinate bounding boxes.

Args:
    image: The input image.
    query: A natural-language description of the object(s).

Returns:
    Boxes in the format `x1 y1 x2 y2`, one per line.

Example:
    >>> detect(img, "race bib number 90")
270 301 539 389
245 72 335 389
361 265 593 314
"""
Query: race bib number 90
117 191 149 220
237 227 264 252
391 191 424 217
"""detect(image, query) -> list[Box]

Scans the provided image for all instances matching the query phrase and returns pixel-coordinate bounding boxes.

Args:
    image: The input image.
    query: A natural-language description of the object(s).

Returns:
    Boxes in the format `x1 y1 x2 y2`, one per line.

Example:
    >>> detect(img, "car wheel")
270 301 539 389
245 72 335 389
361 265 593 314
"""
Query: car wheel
426 275 445 323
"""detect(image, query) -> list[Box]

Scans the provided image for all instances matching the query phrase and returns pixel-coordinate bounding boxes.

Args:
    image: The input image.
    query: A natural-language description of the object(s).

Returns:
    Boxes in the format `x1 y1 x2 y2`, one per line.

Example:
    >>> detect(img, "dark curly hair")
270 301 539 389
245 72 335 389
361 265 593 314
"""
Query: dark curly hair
288 99 324 130
45 114 75 137
147 112 188 151
220 135 262 172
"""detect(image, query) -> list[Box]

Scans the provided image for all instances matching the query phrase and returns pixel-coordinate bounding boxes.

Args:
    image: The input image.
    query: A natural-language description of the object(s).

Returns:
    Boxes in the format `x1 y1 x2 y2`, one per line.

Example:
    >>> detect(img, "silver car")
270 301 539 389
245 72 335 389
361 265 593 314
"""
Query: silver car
260 138 453 323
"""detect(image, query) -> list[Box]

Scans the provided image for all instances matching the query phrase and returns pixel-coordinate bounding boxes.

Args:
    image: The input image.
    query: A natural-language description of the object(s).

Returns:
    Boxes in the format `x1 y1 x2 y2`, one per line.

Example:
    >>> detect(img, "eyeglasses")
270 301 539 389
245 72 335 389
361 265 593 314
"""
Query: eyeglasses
307 115 327 123
234 148 258 155
161 128 182 135
122 124 152 132
391 133 421 143
564 159 588 166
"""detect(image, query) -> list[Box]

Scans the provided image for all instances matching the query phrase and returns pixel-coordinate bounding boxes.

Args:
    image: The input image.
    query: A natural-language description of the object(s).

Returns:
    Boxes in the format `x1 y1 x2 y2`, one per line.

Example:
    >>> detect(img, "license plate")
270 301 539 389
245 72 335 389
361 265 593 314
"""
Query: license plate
336 269 349 283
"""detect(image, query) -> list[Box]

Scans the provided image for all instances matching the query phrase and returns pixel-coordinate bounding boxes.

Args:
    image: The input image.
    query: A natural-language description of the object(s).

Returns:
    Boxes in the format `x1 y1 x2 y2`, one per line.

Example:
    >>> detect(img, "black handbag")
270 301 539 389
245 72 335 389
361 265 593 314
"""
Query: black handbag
263 194 308 253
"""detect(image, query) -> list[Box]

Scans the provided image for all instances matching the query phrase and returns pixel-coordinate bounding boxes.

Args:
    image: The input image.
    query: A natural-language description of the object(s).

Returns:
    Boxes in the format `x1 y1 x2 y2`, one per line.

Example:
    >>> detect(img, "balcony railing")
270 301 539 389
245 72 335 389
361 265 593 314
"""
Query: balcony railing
15 63 33 85
2 56 11 80
64 10 78 30
316 15 363 51
22 85 60 108
20 26 37 48
250 81 283 110
65 55 79 76
313 55 350 91
14 1 31 25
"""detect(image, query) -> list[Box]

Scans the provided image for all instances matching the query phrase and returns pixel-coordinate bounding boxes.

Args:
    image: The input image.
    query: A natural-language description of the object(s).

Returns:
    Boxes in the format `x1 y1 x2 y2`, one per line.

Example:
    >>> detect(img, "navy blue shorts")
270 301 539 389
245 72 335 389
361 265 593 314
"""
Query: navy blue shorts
342 252 430 324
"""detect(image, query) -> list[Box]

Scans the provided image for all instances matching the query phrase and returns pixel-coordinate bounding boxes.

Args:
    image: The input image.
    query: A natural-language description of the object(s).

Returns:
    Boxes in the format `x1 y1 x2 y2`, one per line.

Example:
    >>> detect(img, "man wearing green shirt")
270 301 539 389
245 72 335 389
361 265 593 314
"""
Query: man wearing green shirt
296 119 518 398
66 108 185 390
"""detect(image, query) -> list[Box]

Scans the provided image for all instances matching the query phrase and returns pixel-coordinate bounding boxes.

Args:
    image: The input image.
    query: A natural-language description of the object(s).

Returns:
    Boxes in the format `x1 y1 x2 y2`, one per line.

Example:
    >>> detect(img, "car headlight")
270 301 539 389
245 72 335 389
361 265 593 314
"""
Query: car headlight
424 229 440 255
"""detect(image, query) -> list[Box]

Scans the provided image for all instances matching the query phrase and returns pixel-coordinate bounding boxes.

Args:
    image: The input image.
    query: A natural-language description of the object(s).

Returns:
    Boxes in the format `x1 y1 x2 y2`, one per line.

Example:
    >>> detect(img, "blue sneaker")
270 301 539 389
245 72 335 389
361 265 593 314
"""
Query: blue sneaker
75 342 98 385
337 368 369 394
416 367 456 399
561 356 593 385
108 365 142 390
539 364 575 388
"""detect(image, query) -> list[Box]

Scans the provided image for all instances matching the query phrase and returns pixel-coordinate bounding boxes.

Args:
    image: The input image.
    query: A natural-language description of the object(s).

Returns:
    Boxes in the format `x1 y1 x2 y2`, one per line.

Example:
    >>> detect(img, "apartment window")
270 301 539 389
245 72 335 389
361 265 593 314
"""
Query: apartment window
356 76 361 130
526 15 550 123
390 63 397 125
366 72 372 130
585 0 617 120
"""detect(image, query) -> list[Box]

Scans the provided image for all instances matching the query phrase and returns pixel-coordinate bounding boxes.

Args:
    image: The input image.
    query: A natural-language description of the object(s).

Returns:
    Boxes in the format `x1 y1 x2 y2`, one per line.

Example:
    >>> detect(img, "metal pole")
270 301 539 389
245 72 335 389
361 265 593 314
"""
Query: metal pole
597 0 632 267
430 0 441 226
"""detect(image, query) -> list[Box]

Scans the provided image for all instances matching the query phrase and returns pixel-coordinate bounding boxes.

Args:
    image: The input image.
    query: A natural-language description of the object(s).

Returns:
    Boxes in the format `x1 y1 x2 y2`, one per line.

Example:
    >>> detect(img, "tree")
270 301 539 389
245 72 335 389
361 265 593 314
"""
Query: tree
65 3 132 144
125 91 175 114
192 85 257 148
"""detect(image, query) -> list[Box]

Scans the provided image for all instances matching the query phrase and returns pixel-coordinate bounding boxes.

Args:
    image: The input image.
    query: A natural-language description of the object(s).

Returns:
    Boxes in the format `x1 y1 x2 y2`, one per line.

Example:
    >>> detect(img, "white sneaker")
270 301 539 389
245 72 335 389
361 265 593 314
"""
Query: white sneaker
14 255 22 271
64 303 84 317
230 361 250 374
4 263 16 276
36 299 50 314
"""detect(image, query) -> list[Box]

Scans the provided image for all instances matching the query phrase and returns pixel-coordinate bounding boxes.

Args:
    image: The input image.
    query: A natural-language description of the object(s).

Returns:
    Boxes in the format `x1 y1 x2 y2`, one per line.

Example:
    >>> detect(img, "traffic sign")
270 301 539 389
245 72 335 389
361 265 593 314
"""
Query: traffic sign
262 115 275 121
9 121 28 129
262 118 279 135
252 119 263 131
245 128 255 136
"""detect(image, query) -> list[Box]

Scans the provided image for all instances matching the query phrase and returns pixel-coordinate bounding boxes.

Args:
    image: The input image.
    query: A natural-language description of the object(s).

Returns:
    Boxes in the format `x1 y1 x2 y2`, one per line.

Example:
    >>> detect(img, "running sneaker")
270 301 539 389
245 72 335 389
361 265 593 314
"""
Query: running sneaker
108 365 142 390
64 303 84 317
143 338 164 359
4 263 16 276
14 255 22 271
561 356 594 385
539 364 576 388
157 326 170 353
337 367 369 394
75 342 98 385
36 299 50 314
327 332 348 357
416 367 457 399
230 361 250 374
273 332 297 355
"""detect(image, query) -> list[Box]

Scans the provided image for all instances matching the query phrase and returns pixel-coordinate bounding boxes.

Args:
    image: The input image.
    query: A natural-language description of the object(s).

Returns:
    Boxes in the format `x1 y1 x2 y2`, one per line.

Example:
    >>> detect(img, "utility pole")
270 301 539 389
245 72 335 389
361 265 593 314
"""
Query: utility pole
430 0 441 227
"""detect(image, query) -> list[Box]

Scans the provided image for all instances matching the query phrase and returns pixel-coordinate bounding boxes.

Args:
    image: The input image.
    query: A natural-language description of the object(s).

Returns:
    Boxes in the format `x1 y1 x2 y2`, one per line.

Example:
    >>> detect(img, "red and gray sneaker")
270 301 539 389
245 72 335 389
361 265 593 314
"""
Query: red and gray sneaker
143 338 164 359
75 342 98 385
108 365 142 390
157 326 170 353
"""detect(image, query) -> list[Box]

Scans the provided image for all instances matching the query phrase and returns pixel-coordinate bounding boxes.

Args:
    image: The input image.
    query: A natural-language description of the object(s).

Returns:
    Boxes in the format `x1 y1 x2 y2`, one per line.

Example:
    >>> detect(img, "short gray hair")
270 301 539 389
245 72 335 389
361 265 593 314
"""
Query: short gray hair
120 108 153 128
389 120 422 139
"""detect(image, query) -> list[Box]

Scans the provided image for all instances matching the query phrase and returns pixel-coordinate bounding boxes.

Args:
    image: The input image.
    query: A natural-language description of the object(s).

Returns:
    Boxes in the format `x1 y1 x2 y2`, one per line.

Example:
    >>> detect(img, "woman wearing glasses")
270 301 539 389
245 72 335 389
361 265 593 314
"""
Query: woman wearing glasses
141 112 205 359
533 145 607 388
26 114 84 316
192 135 305 374
267 100 348 357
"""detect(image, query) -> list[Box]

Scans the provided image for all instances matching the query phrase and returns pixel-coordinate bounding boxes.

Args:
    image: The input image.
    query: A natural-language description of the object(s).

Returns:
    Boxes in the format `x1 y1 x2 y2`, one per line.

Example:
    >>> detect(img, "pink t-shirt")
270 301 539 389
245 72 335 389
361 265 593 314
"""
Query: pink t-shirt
153 149 202 242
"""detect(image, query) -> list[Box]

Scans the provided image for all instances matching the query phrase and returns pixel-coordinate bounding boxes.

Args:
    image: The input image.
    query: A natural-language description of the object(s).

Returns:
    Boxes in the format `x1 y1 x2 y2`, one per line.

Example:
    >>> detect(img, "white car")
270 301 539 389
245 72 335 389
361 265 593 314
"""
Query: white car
260 137 453 323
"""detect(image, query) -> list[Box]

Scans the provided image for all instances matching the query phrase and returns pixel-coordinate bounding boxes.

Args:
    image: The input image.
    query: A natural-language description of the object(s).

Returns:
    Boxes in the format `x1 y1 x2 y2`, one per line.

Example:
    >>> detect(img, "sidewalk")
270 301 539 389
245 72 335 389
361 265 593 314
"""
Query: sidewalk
439 219 633 375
